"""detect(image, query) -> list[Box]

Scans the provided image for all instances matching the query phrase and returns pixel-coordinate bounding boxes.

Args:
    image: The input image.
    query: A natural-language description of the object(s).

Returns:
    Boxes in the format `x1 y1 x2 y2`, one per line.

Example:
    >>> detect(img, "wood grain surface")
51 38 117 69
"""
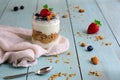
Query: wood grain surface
0 0 120 80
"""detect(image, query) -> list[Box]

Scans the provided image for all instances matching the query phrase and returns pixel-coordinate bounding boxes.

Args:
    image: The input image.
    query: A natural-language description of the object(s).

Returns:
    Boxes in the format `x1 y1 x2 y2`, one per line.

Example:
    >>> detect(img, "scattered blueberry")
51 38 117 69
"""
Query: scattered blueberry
13 6 19 11
87 45 93 51
20 5 24 10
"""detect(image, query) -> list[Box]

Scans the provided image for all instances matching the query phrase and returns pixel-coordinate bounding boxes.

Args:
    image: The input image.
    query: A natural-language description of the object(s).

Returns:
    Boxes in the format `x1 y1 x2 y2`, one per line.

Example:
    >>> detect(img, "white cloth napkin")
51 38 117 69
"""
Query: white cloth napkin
0 25 69 67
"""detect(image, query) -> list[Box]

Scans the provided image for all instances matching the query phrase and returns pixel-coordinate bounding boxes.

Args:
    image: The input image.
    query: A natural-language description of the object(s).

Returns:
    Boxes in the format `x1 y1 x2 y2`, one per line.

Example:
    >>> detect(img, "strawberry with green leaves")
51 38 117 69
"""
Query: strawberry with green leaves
40 4 53 17
87 20 102 34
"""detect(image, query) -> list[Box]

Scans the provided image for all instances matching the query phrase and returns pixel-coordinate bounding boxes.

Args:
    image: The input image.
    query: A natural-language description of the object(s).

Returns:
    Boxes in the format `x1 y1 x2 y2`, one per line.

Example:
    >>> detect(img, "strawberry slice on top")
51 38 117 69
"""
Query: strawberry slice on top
87 20 102 34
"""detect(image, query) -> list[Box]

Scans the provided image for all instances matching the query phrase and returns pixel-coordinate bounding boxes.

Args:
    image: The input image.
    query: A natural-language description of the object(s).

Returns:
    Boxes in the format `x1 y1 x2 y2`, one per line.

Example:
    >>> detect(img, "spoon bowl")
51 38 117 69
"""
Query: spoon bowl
3 66 53 79
37 66 53 75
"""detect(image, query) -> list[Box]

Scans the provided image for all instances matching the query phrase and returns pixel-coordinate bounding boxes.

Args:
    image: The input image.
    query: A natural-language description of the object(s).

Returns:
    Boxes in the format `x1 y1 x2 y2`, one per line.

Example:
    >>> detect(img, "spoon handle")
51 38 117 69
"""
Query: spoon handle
3 71 35 79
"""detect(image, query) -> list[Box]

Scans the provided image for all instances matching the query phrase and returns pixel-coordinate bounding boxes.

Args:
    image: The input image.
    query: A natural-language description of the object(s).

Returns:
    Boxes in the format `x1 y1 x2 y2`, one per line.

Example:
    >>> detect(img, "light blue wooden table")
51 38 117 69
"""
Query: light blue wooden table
0 0 120 80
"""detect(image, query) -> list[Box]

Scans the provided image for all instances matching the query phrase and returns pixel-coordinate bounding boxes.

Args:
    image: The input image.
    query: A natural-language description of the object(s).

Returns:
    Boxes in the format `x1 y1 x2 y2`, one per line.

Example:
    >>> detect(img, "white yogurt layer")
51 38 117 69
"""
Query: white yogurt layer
32 16 60 35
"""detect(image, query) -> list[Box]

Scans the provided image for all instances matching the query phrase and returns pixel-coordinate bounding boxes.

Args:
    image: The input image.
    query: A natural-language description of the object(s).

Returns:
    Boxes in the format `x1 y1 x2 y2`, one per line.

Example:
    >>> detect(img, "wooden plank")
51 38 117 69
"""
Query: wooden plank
27 0 82 80
95 0 120 58
0 0 37 80
0 64 27 80
0 0 37 29
0 0 120 80
0 0 10 18
67 0 120 80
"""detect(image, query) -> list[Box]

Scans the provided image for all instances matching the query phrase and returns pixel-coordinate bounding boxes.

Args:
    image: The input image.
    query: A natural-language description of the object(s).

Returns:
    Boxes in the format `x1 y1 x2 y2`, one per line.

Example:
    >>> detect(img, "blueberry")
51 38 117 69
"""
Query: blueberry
35 13 40 17
20 5 24 10
87 45 93 51
13 6 19 11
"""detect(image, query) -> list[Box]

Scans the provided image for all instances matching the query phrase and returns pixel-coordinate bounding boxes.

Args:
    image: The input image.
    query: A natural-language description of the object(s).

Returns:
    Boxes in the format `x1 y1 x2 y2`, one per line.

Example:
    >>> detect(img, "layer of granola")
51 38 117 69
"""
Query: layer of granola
32 29 59 44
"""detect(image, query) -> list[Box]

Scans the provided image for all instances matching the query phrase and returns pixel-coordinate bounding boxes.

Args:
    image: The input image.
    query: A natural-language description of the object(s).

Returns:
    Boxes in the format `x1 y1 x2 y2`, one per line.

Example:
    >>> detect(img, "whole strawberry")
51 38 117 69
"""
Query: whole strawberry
40 4 53 17
87 20 102 34
40 9 51 17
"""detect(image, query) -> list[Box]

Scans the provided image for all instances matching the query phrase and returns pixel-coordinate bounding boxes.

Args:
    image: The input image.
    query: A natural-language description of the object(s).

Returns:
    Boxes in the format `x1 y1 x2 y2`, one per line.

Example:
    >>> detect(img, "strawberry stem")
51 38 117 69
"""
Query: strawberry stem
43 4 48 9
94 19 102 27
49 8 53 11
43 4 53 11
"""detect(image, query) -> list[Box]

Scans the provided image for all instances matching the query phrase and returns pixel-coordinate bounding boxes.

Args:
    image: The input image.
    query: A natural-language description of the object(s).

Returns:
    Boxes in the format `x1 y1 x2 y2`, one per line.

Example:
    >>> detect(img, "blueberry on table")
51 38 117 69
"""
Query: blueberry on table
13 6 19 11
87 45 93 51
20 5 24 10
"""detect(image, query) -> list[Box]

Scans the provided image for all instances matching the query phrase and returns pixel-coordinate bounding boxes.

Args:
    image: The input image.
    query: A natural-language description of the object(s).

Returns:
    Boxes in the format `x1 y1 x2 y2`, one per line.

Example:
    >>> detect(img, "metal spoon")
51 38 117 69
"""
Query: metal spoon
3 66 53 79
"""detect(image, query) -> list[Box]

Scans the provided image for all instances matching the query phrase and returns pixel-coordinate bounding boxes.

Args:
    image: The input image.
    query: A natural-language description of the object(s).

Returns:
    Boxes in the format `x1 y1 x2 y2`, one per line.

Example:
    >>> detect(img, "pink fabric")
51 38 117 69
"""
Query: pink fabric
0 25 69 67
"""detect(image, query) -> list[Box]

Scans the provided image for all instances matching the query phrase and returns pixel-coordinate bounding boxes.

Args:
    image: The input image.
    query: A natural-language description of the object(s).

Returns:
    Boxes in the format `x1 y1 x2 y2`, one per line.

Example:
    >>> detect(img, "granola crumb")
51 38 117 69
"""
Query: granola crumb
66 77 70 80
80 42 87 47
58 72 62 77
62 73 68 76
55 54 59 57
55 59 59 63
77 32 82 36
62 14 68 18
69 73 76 77
64 61 70 64
47 58 53 63
67 52 71 55
95 71 100 76
95 35 104 41
105 42 112 46
89 71 100 77
47 58 53 60
48 72 76 80
75 6 80 9
102 42 112 46
91 56 99 65
89 71 95 75
48 78 51 80
79 9 85 13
